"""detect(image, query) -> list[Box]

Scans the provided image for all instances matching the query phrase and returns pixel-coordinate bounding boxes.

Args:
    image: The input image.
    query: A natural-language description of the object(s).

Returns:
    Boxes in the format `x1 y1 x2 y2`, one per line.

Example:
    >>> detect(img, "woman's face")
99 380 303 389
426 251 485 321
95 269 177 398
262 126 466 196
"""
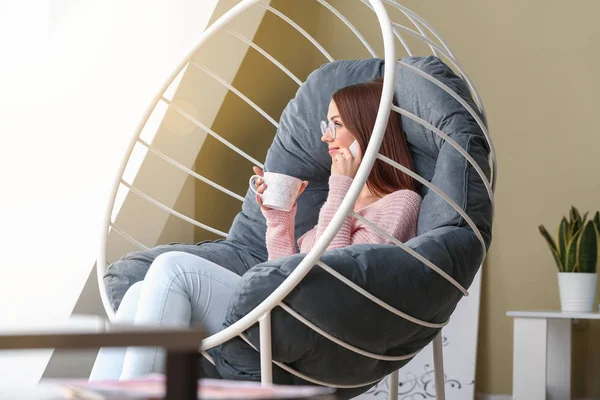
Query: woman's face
321 100 356 155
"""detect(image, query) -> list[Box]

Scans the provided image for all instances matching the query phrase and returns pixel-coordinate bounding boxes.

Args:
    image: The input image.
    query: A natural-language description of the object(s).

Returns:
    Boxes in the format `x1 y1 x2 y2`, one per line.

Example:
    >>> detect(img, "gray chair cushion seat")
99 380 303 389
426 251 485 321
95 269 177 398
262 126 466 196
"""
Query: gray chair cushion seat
103 56 492 399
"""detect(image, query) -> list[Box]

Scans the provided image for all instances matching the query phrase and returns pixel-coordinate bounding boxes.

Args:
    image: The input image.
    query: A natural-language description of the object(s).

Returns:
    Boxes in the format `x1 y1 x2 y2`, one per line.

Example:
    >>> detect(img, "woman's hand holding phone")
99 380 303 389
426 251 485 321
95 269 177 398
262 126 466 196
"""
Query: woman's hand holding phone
331 140 361 178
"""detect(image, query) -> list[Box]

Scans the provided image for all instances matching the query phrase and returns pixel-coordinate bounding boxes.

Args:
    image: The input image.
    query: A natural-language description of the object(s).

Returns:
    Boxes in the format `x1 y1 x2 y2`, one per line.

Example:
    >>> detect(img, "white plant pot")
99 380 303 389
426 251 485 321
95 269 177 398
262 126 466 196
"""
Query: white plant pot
557 272 598 313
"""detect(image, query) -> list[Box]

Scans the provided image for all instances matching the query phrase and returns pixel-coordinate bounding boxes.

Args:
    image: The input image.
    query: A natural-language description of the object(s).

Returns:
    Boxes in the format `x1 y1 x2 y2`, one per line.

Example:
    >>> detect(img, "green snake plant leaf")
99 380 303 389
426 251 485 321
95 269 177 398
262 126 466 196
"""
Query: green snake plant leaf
568 207 576 241
578 211 589 236
539 225 563 271
569 220 578 242
577 221 598 273
569 206 576 223
566 229 583 272
558 217 568 269
569 210 587 241
570 206 581 225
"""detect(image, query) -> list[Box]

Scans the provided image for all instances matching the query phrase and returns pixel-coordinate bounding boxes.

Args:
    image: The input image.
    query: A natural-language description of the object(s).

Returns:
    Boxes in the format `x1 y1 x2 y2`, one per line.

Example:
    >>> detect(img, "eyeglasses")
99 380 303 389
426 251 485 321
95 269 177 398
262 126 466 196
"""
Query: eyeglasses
320 120 336 140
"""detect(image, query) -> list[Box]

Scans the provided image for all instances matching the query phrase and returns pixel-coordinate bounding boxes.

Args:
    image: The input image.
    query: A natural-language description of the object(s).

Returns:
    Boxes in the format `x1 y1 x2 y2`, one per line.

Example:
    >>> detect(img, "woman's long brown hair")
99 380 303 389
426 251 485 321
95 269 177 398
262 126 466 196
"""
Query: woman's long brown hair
332 78 420 196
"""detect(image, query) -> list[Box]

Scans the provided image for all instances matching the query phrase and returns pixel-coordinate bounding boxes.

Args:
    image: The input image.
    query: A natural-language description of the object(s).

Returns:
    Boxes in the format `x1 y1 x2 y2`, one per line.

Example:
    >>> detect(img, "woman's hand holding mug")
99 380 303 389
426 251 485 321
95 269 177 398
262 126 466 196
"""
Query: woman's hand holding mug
251 166 308 212
252 166 268 209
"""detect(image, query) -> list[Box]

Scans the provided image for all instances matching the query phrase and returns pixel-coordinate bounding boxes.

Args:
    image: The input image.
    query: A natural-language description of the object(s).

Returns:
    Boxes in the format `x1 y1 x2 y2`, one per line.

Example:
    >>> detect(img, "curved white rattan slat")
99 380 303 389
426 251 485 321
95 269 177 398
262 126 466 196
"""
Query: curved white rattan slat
359 0 412 56
137 138 245 202
390 23 465 81
189 61 279 128
401 11 439 57
259 312 273 384
238 333 384 389
316 259 454 322
279 302 423 359
390 104 494 210
109 222 148 250
361 0 485 118
377 153 488 257
396 60 497 191
224 29 303 87
390 22 485 120
386 1 486 122
384 0 490 126
316 0 377 58
383 0 455 59
200 0 397 353
393 28 413 57
350 213 468 296
257 3 334 62
379 0 442 58
161 96 265 169
360 0 436 57
120 179 228 238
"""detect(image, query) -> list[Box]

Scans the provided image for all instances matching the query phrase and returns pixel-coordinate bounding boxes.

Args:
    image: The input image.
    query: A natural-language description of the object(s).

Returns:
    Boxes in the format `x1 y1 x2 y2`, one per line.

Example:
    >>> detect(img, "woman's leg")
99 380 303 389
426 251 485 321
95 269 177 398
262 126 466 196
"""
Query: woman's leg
89 282 144 381
119 251 241 380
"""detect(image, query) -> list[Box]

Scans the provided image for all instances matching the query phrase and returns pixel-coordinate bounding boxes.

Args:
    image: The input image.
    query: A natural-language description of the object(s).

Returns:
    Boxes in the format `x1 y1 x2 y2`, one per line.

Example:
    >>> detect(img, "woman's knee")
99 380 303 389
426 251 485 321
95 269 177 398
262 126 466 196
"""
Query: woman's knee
123 281 144 300
115 281 144 321
144 251 206 285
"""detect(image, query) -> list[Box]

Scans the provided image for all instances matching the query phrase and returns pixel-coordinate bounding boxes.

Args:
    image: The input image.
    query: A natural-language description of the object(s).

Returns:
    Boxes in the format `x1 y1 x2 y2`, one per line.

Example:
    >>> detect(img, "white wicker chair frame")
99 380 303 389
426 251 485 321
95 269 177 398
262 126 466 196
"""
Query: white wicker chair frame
97 1 496 399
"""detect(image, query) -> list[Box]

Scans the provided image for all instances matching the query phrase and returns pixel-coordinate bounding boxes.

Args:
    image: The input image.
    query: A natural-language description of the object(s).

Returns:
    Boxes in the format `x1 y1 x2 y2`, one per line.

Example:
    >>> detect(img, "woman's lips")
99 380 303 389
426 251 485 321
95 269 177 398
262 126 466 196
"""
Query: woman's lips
328 147 339 154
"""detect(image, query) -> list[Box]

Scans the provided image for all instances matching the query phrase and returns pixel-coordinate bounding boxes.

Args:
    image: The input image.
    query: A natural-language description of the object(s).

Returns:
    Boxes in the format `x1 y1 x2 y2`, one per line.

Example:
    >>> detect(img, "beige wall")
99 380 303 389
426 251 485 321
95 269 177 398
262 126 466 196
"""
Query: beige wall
201 0 600 397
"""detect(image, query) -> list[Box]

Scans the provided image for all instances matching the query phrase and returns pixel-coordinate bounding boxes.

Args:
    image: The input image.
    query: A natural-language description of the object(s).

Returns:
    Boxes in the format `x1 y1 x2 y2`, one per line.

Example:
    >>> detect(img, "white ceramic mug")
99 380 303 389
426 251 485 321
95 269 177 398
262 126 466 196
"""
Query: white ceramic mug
249 172 302 212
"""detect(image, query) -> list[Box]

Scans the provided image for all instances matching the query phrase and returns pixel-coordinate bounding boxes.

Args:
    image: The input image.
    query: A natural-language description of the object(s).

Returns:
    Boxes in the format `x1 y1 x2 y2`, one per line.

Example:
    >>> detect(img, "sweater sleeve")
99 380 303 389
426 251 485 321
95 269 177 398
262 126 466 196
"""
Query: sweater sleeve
312 174 355 250
261 204 298 260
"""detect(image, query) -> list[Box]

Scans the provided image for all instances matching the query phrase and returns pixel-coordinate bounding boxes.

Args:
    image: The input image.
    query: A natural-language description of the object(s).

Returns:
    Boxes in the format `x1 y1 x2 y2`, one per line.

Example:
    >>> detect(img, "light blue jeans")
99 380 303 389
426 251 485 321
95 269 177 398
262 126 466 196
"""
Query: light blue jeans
89 251 241 381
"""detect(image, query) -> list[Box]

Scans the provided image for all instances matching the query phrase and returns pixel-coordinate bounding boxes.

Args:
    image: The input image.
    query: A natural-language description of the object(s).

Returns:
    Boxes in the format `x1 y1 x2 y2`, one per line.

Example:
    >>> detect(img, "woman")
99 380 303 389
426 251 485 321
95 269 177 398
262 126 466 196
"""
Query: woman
89 78 421 381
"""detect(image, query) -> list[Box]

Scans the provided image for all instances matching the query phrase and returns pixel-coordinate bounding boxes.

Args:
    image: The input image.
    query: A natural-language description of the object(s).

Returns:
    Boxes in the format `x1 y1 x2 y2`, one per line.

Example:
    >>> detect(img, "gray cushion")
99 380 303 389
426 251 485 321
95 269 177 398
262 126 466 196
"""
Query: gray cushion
226 56 491 257
212 57 492 398
103 57 492 399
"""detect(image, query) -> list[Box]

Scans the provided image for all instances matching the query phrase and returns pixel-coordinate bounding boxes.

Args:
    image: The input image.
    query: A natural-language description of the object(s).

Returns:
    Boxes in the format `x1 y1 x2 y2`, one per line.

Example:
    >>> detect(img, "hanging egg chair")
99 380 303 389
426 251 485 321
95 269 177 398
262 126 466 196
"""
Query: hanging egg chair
97 1 495 399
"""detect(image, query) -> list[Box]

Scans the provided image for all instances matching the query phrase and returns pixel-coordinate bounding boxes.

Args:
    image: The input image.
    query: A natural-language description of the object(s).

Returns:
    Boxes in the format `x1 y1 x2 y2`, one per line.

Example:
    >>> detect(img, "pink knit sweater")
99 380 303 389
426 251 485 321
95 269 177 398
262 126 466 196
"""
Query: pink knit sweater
261 175 422 260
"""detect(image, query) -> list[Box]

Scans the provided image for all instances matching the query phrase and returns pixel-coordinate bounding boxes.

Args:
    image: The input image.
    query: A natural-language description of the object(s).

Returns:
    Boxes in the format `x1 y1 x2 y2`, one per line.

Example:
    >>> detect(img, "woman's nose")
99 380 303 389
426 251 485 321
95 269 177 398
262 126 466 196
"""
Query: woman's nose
321 133 332 143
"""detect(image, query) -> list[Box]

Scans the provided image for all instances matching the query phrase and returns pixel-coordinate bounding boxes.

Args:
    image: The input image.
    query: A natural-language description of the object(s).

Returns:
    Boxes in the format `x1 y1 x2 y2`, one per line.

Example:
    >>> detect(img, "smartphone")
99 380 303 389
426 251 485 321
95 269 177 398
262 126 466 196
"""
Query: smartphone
349 140 359 157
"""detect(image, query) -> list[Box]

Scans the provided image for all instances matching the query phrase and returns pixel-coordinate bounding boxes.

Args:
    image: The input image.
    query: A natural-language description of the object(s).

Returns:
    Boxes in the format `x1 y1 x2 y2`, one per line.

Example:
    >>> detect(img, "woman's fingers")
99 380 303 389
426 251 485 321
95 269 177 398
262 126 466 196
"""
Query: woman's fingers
298 181 309 196
337 147 352 159
252 166 264 176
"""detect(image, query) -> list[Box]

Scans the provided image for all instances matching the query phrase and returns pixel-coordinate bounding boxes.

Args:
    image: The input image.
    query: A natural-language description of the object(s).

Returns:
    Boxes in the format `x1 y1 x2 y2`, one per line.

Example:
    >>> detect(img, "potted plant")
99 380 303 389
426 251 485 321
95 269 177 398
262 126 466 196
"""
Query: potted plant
539 207 599 313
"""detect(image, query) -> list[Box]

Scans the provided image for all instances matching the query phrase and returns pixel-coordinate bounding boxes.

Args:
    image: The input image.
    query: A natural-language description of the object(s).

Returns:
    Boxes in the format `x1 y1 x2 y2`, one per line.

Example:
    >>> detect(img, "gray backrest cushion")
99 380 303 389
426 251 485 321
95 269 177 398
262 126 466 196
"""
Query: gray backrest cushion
396 57 491 242
226 56 492 254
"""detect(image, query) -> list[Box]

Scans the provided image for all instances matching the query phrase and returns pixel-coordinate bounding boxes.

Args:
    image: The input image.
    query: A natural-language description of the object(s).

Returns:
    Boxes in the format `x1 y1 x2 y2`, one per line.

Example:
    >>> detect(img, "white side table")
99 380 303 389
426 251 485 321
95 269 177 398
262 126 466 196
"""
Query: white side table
506 310 600 400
